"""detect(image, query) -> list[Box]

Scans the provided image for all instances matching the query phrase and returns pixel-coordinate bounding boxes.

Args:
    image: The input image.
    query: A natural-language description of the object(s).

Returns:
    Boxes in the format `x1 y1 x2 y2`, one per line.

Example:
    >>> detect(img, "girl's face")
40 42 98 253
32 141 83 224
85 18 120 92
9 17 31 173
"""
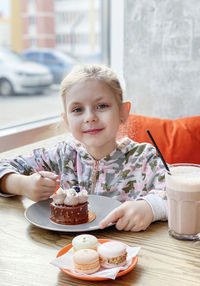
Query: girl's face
64 80 125 159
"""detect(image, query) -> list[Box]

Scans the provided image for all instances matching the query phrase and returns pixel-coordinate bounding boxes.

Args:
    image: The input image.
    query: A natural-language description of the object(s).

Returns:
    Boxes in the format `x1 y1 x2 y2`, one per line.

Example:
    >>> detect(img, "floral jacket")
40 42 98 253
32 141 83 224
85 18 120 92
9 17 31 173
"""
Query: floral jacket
0 137 168 221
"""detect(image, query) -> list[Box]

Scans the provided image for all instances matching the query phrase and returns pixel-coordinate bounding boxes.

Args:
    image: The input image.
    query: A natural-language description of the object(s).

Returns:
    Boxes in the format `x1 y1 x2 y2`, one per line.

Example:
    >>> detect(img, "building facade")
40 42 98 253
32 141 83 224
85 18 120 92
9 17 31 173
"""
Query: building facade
11 0 101 58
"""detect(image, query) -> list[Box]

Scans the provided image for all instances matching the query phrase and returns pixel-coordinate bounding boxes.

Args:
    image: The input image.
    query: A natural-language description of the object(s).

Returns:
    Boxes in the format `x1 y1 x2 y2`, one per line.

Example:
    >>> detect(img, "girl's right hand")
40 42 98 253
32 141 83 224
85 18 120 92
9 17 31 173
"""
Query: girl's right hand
22 172 60 202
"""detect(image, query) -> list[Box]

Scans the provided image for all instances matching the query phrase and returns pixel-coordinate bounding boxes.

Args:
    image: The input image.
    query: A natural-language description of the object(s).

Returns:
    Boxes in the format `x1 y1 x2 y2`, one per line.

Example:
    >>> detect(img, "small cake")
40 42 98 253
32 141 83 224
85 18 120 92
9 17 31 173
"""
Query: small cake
72 234 98 252
50 186 88 225
73 249 100 274
98 241 127 268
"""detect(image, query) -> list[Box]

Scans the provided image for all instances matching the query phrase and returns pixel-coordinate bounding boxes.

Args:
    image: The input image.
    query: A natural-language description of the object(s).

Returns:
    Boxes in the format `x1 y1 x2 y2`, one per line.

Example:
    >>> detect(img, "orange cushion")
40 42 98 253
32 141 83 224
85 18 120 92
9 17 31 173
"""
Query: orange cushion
117 114 200 164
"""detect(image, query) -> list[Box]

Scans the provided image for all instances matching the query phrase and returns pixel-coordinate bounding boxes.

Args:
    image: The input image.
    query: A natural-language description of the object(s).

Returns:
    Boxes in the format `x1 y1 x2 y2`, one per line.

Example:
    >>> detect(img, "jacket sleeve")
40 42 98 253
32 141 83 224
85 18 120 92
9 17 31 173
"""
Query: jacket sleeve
0 141 69 196
135 143 168 221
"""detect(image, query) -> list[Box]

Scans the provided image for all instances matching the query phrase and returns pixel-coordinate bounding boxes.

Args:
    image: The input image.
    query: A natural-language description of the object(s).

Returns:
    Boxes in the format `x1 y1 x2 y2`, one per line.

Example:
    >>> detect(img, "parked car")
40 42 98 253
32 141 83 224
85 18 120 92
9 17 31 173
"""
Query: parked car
22 49 78 84
0 49 53 96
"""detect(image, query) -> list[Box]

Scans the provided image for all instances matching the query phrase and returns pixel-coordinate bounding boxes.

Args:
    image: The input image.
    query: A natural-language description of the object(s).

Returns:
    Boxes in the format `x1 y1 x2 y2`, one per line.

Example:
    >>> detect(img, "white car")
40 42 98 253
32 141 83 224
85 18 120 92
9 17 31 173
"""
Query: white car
0 49 53 96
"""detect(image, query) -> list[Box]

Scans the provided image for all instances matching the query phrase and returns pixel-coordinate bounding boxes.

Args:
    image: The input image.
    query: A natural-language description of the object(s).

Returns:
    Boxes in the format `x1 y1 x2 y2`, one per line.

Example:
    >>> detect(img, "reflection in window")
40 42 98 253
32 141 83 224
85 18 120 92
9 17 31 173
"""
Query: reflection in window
20 0 102 62
29 16 36 25
0 0 109 129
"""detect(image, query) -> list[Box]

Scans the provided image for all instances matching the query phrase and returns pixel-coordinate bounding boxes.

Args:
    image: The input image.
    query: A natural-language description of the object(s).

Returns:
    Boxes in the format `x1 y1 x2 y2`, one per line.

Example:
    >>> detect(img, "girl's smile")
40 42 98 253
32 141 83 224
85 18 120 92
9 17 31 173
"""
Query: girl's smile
83 128 105 135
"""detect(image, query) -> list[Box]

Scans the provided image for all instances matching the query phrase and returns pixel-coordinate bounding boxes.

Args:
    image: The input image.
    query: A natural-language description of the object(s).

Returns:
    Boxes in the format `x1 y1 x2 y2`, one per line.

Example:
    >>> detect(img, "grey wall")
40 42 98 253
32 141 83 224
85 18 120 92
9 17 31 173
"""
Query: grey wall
124 0 200 119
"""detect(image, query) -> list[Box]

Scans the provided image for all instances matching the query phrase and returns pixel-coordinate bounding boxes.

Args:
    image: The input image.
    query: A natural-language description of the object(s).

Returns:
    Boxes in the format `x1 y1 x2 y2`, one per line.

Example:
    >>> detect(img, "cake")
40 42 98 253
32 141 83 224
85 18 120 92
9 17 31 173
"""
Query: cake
50 186 89 225
73 249 100 274
72 234 98 252
98 241 127 268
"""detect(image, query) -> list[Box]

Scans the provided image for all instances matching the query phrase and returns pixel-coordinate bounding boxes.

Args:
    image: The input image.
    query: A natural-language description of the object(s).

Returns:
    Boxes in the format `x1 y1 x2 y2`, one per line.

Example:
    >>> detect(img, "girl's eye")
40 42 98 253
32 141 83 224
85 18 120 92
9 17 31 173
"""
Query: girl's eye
72 107 82 113
97 104 109 109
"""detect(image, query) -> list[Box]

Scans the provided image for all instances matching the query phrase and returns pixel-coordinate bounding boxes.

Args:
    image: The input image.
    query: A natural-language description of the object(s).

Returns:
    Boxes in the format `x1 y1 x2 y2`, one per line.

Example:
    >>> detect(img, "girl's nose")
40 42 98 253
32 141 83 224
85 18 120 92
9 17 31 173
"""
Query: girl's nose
84 110 97 123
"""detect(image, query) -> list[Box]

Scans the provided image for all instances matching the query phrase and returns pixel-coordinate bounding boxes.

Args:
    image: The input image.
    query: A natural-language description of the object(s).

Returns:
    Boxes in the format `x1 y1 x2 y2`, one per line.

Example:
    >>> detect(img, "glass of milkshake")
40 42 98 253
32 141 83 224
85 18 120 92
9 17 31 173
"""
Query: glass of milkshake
165 163 200 240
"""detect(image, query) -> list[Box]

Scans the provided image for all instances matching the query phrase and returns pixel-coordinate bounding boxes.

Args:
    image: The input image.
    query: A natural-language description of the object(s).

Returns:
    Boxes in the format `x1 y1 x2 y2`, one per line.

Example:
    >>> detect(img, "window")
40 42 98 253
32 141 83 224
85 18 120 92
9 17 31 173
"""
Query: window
29 16 36 25
0 0 110 152
30 38 37 47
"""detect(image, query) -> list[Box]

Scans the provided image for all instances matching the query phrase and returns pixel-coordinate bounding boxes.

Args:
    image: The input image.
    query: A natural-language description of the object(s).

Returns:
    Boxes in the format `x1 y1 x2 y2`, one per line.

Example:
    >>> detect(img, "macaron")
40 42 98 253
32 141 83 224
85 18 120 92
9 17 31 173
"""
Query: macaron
73 249 100 274
98 241 127 268
72 234 98 252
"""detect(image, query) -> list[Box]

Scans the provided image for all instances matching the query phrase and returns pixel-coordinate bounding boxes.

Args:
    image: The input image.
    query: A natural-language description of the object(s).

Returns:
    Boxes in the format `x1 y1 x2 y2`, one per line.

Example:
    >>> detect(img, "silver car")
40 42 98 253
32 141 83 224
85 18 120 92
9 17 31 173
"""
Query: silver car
0 49 53 96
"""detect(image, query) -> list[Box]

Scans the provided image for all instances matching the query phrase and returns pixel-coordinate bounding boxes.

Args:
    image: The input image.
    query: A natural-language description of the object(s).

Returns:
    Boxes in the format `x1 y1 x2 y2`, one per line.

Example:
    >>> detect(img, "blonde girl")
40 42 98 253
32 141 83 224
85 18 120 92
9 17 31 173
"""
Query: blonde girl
0 64 167 232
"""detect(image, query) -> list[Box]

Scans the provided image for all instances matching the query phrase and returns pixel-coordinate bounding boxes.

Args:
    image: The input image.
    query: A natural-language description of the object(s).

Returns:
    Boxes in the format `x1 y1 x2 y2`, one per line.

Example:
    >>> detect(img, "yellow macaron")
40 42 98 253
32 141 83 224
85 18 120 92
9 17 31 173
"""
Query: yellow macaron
72 234 98 252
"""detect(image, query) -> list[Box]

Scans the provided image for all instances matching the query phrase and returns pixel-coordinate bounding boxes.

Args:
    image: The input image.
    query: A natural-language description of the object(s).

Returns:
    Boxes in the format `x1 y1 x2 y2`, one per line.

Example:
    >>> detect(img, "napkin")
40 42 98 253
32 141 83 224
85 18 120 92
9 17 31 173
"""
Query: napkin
50 245 140 280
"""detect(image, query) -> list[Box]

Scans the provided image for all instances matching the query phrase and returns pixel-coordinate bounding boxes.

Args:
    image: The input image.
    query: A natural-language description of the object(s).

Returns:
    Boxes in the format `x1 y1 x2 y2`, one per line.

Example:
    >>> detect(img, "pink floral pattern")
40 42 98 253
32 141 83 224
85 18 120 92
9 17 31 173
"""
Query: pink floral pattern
0 137 166 204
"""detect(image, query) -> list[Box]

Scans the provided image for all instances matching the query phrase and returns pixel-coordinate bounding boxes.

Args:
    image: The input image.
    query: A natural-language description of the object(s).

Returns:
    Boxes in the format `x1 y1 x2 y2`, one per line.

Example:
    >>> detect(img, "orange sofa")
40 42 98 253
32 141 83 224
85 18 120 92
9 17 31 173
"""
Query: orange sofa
117 114 200 164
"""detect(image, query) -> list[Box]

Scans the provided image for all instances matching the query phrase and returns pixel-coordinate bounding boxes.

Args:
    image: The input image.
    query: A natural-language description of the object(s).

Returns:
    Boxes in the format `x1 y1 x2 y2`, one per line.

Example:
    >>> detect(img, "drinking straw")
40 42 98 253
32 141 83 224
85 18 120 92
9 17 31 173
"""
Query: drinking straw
146 130 171 174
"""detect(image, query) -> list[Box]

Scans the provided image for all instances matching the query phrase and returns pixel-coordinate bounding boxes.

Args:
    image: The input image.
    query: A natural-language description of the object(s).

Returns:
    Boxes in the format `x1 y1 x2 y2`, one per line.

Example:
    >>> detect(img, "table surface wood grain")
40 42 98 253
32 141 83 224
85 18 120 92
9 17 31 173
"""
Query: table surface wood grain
0 195 200 286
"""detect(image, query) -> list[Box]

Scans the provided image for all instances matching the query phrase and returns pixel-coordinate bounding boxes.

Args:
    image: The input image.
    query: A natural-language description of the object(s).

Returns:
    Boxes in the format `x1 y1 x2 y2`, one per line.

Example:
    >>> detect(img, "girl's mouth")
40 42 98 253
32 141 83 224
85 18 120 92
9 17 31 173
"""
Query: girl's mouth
83 128 104 135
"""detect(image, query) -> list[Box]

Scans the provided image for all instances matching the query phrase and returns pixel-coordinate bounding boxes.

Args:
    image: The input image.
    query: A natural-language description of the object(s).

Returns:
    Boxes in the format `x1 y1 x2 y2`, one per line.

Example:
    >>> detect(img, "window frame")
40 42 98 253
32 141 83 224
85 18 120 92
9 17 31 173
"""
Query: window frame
110 0 124 83
0 116 66 153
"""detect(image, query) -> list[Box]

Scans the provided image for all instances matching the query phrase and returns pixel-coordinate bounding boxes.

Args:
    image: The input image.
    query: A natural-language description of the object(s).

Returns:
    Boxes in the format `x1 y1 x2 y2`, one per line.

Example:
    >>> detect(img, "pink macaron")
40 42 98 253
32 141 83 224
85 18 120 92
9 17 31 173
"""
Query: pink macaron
98 241 127 268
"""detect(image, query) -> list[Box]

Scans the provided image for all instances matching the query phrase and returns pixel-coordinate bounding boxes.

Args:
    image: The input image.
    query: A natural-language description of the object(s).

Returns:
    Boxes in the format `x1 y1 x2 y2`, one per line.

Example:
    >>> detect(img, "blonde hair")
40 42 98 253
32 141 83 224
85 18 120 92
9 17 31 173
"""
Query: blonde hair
60 64 123 112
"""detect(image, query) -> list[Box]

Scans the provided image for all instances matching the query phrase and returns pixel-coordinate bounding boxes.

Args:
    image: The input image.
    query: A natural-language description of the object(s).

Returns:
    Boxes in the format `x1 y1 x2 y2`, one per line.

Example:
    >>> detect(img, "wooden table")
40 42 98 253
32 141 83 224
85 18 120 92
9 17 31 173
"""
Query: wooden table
0 195 200 286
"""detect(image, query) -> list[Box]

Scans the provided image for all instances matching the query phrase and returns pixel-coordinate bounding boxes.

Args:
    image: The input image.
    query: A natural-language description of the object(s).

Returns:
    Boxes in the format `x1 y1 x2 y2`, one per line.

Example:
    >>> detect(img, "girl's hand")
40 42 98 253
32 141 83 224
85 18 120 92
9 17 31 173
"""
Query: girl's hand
22 171 60 202
99 200 154 232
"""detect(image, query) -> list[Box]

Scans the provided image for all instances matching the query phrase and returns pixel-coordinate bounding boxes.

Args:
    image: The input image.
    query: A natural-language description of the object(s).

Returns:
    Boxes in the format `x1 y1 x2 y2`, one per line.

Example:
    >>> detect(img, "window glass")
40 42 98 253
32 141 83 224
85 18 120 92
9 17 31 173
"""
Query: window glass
0 0 110 129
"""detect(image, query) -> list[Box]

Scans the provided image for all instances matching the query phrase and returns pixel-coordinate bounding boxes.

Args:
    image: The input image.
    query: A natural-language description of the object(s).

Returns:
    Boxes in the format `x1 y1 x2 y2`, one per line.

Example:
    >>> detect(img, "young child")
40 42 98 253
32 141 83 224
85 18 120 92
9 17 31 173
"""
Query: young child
0 64 167 232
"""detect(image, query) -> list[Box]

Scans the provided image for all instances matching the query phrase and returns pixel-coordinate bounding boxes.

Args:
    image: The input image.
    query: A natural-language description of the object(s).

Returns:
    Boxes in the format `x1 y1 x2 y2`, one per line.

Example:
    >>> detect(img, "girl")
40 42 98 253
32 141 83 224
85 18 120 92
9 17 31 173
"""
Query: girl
0 64 167 232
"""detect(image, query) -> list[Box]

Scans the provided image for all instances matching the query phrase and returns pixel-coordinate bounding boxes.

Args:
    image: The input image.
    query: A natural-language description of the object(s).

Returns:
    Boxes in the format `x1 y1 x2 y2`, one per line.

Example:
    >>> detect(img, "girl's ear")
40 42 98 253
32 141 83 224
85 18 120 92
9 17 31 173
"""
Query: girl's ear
61 112 69 129
120 101 131 123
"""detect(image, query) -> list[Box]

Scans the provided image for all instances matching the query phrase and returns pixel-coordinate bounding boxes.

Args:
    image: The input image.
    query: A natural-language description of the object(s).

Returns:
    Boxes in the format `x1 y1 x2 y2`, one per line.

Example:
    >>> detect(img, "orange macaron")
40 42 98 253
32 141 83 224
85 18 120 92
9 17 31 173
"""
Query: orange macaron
73 249 100 274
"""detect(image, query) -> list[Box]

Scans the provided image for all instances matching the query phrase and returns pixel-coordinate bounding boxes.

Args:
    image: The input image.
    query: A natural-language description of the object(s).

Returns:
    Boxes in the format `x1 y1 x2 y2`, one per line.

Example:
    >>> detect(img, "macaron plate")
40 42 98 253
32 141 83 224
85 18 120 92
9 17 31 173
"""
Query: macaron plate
56 239 138 281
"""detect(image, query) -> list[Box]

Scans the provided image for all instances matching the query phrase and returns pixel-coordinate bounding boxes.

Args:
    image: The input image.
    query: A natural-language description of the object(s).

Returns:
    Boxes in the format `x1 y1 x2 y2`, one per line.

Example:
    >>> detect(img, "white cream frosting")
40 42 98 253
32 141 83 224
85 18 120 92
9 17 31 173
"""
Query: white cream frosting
78 189 88 204
51 187 88 205
64 188 79 206
50 187 66 204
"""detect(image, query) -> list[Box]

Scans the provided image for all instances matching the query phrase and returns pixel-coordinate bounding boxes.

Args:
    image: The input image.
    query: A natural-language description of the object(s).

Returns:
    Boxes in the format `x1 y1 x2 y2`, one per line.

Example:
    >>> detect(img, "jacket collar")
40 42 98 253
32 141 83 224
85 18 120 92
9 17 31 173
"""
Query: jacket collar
68 137 135 164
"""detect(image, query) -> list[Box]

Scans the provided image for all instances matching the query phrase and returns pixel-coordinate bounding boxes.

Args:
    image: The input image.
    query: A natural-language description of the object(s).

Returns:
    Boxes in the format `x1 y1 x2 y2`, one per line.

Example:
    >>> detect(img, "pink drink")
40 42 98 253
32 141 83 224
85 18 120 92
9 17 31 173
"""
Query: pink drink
165 164 200 240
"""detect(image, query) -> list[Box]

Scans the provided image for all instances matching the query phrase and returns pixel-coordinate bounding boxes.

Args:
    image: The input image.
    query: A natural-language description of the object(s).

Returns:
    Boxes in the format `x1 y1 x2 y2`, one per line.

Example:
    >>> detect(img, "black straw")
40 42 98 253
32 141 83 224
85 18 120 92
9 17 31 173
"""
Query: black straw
146 130 171 174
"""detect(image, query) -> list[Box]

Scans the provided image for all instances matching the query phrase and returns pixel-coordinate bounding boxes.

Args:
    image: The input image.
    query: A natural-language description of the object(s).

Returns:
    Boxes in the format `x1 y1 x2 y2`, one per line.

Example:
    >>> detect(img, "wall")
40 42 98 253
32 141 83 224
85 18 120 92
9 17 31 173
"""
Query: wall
124 0 200 119
11 0 22 53
0 18 10 48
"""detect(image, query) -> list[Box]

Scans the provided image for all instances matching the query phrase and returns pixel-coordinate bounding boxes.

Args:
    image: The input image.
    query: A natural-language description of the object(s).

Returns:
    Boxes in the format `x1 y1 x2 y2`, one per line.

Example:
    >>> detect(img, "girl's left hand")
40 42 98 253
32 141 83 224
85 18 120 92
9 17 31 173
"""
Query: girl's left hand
99 200 154 232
